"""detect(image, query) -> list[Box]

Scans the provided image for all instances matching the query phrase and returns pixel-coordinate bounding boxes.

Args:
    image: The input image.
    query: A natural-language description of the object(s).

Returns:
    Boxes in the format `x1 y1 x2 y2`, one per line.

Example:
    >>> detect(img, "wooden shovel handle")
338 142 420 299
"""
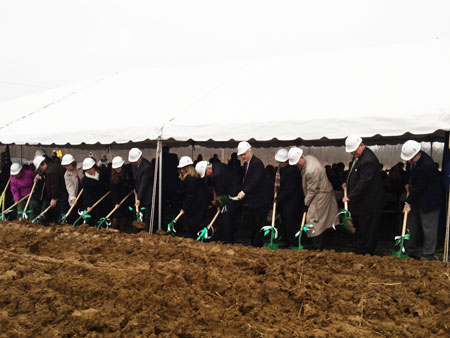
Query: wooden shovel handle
174 212 183 222
86 191 110 214
105 190 134 218
65 189 84 218
40 204 53 216
134 190 139 212
300 211 307 228
1 177 11 196
344 186 349 211
401 210 409 236
271 191 277 228
4 193 30 213
23 180 37 214
207 208 221 229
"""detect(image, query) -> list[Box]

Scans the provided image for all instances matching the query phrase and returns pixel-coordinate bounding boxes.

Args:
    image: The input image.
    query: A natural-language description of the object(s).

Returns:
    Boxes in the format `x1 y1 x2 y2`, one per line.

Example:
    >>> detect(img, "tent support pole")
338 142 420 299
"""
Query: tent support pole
158 140 162 230
444 132 450 263
150 139 161 233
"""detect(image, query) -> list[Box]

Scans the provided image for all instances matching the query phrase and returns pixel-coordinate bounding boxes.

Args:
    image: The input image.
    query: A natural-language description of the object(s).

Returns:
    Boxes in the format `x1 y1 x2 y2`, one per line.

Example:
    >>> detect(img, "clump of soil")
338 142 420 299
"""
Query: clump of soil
0 221 448 337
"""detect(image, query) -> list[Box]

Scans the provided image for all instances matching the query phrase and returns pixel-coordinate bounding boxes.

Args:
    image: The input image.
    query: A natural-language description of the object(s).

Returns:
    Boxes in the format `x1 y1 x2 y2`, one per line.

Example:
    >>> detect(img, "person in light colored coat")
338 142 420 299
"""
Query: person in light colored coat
61 154 83 207
288 147 338 250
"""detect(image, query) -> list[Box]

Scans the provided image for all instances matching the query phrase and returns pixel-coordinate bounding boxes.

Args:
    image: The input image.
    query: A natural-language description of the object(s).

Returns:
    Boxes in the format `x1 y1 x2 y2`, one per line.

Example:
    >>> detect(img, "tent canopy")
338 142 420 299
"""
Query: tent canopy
0 39 449 147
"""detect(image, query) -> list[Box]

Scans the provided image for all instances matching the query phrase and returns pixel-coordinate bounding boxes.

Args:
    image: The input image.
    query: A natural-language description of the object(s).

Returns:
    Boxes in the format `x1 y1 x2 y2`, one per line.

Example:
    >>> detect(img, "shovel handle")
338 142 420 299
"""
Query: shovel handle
105 190 133 219
1 177 11 196
39 204 53 218
401 210 409 236
271 192 277 228
207 208 221 229
174 212 183 222
344 186 349 211
134 190 139 212
4 193 30 213
66 188 84 219
300 211 307 228
23 180 37 214
87 191 110 215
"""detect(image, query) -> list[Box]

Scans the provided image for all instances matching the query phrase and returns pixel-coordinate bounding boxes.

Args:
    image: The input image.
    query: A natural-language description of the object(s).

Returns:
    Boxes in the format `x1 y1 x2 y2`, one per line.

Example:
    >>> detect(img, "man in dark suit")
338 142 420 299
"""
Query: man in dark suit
129 148 154 232
275 149 304 248
342 136 384 255
196 160 241 243
401 140 441 260
161 146 180 226
236 141 269 247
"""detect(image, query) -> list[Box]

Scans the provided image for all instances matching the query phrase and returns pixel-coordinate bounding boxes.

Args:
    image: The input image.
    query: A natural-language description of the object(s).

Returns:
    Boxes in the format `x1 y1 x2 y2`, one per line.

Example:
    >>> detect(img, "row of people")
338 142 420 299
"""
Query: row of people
2 137 443 258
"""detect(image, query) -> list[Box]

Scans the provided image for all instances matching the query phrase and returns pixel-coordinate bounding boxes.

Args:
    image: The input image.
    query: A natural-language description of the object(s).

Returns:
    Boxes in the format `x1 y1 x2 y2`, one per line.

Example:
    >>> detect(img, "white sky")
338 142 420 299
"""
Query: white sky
1 0 449 101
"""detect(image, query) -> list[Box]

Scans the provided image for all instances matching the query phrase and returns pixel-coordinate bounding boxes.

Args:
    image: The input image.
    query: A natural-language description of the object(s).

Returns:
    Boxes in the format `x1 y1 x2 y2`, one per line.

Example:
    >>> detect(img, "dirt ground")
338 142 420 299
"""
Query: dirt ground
0 221 449 338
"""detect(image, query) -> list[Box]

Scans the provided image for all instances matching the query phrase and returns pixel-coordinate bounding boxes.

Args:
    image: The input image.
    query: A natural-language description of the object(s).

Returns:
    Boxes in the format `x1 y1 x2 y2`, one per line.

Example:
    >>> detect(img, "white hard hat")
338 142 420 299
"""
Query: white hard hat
82 157 96 170
177 156 193 168
237 141 252 156
401 140 421 161
34 149 45 158
61 154 75 166
128 148 142 162
195 161 210 178
10 163 22 176
288 147 303 166
112 156 125 169
274 148 289 162
345 135 362 153
33 156 46 170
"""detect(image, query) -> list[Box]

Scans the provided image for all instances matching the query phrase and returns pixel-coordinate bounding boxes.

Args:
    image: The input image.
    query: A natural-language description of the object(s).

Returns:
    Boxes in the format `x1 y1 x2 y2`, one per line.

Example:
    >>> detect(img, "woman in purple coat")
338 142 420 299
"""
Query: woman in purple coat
10 163 37 219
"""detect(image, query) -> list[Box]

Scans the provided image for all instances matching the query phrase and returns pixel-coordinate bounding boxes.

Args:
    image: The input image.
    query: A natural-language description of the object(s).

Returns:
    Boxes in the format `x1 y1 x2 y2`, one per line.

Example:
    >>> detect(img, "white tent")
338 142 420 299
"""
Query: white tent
0 39 449 146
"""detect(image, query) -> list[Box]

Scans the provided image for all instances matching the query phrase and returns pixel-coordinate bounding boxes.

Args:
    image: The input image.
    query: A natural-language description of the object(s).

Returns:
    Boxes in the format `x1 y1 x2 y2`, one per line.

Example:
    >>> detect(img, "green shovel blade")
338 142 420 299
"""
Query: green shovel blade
196 227 207 241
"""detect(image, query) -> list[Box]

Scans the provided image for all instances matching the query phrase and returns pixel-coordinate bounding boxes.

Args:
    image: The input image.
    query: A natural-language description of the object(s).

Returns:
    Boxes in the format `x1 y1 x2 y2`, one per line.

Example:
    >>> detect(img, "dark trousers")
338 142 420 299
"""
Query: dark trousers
310 233 324 250
353 210 381 255
222 202 240 243
248 204 268 247
41 198 69 224
282 213 302 247
405 207 439 258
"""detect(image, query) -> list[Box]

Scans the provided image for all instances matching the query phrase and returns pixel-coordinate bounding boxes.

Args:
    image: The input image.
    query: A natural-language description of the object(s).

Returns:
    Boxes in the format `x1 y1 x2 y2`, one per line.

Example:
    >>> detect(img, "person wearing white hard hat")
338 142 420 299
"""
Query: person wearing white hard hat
109 156 134 232
288 147 338 250
33 154 69 224
401 140 442 260
61 154 83 208
236 141 269 247
195 160 241 243
342 136 384 255
177 156 209 237
129 148 154 232
80 157 111 226
275 149 304 248
10 162 36 218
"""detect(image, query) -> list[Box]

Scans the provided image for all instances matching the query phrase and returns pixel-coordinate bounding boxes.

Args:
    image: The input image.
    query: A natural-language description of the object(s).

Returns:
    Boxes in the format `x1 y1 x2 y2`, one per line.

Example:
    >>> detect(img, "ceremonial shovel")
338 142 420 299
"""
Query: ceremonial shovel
292 211 315 250
97 190 133 229
59 189 84 223
392 209 410 259
261 192 279 250
19 180 37 220
73 191 110 227
166 212 183 237
336 187 356 234
0 193 30 220
197 208 221 242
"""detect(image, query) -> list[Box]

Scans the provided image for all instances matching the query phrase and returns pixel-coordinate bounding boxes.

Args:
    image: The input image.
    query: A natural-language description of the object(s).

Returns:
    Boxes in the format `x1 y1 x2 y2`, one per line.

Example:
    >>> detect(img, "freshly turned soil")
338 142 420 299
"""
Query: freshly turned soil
0 221 448 337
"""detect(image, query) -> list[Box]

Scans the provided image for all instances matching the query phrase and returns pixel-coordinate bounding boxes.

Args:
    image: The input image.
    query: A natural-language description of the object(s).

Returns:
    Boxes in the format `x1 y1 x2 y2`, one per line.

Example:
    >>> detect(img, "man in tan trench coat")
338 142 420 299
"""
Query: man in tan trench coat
288 147 338 249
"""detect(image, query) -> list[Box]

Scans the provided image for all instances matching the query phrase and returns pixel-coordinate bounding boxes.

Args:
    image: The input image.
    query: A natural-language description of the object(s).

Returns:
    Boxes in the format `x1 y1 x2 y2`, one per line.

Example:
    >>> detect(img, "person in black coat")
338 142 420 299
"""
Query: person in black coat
177 156 209 237
195 160 242 243
110 156 134 232
343 136 385 255
33 155 69 224
236 142 269 247
275 150 304 248
81 157 111 226
161 146 180 227
129 148 155 232
401 140 442 260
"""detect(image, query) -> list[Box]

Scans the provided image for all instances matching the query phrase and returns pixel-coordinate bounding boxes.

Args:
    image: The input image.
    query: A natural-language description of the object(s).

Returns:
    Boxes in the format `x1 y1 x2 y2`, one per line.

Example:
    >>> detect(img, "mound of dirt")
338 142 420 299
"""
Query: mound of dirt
0 221 448 337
